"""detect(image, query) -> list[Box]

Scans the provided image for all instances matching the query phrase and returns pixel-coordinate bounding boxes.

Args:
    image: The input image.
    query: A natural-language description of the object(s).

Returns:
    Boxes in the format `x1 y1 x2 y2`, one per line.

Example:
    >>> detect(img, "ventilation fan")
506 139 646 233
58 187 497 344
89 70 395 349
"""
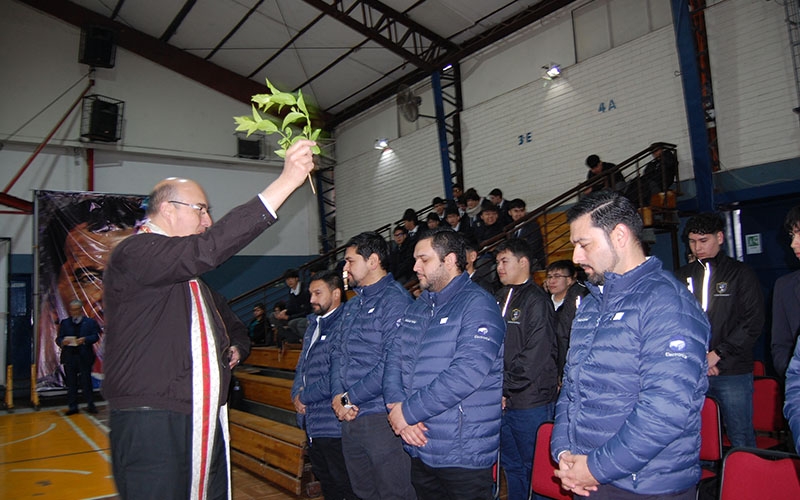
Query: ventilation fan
396 85 421 122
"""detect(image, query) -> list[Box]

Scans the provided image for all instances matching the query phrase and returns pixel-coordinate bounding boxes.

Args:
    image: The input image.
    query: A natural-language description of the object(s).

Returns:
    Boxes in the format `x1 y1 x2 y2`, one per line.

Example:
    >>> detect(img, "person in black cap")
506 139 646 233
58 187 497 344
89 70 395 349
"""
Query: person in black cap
583 154 625 195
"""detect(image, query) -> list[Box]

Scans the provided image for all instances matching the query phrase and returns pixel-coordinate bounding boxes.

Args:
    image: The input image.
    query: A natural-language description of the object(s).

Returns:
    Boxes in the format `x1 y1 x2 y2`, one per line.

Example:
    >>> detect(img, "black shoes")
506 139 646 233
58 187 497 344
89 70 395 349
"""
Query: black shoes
65 408 79 416
86 405 99 414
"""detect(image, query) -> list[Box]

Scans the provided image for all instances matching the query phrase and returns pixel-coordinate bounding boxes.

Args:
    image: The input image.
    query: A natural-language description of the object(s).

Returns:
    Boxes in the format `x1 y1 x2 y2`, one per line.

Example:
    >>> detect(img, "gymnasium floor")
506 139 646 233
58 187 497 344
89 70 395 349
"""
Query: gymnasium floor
0 403 302 500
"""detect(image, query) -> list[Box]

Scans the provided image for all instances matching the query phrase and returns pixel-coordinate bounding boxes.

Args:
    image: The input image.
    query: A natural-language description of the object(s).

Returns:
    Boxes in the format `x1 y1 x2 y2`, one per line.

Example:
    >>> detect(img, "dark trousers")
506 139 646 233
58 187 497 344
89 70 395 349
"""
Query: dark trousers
110 408 227 500
63 355 94 410
341 413 416 500
308 436 359 500
590 484 697 500
410 458 493 500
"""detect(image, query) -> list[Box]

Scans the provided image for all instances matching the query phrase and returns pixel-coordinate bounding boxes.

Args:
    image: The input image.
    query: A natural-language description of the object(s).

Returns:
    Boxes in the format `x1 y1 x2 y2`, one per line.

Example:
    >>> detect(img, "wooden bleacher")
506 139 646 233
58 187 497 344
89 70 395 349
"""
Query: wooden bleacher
231 344 318 495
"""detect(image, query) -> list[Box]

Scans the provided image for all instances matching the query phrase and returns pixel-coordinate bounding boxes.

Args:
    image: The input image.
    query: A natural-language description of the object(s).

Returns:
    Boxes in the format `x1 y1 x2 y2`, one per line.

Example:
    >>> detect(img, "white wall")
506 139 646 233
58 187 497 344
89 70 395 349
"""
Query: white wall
0 0 317 258
333 0 800 239
706 0 800 169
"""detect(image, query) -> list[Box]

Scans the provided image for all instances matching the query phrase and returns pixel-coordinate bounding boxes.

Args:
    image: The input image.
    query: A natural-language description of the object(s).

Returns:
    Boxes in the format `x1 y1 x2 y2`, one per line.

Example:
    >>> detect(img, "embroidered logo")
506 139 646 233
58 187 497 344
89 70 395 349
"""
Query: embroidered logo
510 309 521 322
666 335 688 359
474 326 492 341
716 282 728 294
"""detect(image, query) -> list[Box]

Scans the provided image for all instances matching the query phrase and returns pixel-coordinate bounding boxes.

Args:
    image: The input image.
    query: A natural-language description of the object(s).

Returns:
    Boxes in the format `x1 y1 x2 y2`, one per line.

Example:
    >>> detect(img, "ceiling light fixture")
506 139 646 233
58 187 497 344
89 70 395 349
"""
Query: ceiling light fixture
542 63 561 80
442 64 453 72
374 138 390 150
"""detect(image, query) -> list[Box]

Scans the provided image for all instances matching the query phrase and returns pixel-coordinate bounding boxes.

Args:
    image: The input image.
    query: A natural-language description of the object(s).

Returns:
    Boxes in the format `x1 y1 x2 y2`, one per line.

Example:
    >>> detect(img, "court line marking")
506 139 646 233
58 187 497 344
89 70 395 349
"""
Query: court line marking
61 413 111 463
9 468 91 475
0 423 57 447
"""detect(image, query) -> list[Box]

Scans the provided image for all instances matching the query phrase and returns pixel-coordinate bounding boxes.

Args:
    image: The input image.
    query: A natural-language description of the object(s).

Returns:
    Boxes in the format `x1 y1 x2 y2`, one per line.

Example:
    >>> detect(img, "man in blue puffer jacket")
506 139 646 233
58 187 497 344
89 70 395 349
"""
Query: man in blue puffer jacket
330 232 416 500
552 191 710 499
384 229 505 500
291 270 357 500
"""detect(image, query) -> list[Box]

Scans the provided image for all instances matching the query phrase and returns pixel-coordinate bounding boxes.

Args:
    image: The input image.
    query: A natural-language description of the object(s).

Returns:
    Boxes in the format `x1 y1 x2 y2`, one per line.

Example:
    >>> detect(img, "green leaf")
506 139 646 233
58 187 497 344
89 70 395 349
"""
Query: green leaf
282 111 305 130
274 149 286 158
297 90 309 116
251 94 272 106
311 145 321 155
271 93 296 106
265 78 281 95
310 128 321 141
251 105 262 122
256 119 279 134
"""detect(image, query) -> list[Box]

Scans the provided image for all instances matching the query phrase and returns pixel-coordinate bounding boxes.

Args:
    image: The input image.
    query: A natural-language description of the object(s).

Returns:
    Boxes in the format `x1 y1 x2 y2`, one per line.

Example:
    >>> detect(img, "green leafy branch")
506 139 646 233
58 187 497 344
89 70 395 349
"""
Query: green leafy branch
234 79 322 159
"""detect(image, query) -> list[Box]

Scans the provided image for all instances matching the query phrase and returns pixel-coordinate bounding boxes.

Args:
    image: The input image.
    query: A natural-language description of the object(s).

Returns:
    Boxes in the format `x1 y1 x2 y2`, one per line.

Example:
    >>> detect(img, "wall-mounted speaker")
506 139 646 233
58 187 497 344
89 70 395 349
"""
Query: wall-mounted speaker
81 95 124 142
237 137 264 160
79 26 117 68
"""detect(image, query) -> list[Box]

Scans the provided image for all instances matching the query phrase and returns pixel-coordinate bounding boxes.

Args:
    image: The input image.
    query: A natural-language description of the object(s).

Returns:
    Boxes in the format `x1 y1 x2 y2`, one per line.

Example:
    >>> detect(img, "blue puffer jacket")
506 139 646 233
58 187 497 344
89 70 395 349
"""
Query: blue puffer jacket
330 273 413 417
551 257 710 495
383 272 505 469
291 305 345 439
784 336 800 453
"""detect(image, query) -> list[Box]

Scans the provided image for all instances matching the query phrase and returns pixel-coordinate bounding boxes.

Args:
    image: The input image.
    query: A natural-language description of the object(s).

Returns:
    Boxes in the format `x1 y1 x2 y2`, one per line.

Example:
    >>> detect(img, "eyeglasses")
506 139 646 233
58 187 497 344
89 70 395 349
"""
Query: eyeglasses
169 200 210 216
546 274 569 280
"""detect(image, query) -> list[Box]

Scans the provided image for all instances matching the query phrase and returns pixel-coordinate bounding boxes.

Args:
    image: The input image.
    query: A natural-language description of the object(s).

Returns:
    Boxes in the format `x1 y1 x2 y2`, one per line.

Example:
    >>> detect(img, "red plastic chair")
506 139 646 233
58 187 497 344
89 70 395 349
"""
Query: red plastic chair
492 448 501 500
531 422 572 500
700 396 723 480
753 360 766 377
752 377 785 449
719 448 800 500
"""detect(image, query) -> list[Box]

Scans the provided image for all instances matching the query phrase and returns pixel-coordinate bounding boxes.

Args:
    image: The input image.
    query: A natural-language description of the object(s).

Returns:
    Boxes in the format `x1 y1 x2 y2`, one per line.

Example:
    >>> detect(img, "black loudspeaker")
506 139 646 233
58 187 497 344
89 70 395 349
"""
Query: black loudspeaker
237 137 263 159
81 95 124 142
79 26 117 68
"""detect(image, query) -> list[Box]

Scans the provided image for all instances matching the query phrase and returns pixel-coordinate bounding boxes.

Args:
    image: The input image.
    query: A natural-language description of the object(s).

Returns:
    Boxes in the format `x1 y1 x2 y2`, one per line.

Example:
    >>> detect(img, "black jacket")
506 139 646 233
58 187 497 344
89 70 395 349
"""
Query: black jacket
553 281 589 376
495 280 559 409
675 252 764 375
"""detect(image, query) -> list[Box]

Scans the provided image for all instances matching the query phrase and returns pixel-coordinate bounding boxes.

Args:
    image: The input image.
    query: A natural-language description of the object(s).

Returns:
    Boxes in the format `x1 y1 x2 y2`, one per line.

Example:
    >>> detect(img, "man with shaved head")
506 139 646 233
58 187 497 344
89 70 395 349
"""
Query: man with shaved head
103 140 316 500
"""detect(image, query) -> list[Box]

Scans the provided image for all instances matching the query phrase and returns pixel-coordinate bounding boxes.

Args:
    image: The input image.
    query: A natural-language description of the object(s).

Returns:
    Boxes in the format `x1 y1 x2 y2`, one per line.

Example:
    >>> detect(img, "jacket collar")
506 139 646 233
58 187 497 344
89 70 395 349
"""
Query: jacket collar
355 272 395 299
586 256 662 299
420 272 471 307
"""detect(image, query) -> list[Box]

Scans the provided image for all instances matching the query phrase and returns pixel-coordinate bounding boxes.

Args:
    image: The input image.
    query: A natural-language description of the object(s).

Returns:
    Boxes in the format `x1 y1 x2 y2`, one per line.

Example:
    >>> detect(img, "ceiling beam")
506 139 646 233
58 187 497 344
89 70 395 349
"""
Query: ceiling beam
328 0 575 126
301 0 458 71
18 0 330 125
160 0 197 43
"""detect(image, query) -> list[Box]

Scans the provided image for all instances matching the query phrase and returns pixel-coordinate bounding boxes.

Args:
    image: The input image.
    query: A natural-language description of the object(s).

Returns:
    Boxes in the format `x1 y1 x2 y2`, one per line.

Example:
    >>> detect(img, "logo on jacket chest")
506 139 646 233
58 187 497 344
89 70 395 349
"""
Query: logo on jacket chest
715 281 730 296
508 308 522 324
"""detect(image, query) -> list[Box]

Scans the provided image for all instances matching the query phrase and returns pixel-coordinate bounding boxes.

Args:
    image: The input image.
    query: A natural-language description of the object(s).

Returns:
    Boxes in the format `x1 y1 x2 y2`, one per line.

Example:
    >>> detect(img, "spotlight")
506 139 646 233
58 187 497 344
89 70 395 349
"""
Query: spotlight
374 138 390 150
542 63 561 80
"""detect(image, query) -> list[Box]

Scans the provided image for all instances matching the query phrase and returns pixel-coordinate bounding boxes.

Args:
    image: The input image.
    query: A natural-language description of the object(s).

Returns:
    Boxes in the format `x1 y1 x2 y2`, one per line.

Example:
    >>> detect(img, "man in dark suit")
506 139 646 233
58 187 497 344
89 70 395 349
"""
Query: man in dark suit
772 205 800 378
57 299 100 415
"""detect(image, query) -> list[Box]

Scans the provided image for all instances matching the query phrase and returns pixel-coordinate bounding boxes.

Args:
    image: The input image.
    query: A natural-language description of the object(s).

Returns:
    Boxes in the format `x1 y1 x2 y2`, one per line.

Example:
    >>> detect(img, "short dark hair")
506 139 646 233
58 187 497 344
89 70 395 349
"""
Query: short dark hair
402 208 418 223
345 231 390 271
421 228 467 272
566 191 643 244
480 201 498 213
394 225 408 236
489 188 503 197
444 206 460 217
784 205 800 234
507 198 526 211
432 196 446 206
465 189 480 201
495 238 533 272
427 212 440 222
684 212 725 237
546 260 577 277
586 154 600 168
309 269 345 301
282 268 300 279
254 303 266 310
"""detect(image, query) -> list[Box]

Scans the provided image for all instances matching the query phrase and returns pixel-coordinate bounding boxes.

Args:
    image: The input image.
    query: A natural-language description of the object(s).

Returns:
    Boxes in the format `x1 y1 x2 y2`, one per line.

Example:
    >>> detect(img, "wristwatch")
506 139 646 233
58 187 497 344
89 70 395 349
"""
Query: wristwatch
340 392 351 407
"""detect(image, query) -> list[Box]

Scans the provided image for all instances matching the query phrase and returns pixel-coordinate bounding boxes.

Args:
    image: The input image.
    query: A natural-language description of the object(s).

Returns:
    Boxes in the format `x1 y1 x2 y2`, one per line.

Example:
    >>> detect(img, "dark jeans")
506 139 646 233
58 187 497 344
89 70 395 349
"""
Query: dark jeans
63 356 95 410
707 373 756 448
591 484 696 499
500 402 554 500
410 458 493 500
341 413 416 500
110 408 227 500
307 436 359 500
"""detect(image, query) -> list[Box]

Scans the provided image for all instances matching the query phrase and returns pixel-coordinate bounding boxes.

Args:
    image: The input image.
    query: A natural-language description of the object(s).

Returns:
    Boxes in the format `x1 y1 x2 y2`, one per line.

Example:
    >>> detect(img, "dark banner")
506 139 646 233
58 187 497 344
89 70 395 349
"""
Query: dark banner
36 190 146 390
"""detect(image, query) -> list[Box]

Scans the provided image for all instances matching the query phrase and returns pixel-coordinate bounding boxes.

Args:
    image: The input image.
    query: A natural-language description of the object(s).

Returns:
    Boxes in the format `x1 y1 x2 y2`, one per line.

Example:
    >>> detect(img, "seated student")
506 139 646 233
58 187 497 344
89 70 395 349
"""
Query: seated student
431 196 447 222
488 188 511 226
444 205 473 239
473 202 504 245
248 303 271 346
466 238 500 295
464 188 483 227
507 198 545 271
389 225 415 284
274 269 311 345
626 143 679 207
425 212 442 232
401 208 421 243
583 154 625 195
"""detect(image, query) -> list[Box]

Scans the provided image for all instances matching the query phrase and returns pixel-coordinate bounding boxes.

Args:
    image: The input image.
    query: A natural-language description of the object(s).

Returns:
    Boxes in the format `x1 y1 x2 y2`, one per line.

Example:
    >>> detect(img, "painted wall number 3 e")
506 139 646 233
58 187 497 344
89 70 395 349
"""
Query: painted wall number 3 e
518 132 532 145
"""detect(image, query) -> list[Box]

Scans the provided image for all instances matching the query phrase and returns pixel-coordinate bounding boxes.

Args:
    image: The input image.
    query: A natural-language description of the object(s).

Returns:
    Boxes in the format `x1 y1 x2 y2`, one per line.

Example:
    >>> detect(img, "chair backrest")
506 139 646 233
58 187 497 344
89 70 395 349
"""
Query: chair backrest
531 422 572 500
719 448 800 500
753 360 766 377
752 377 785 432
700 396 722 462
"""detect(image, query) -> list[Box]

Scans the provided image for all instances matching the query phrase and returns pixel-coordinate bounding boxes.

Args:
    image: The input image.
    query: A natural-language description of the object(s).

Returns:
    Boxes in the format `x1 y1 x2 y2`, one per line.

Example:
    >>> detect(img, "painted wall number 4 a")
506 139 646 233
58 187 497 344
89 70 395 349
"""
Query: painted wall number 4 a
598 100 616 113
